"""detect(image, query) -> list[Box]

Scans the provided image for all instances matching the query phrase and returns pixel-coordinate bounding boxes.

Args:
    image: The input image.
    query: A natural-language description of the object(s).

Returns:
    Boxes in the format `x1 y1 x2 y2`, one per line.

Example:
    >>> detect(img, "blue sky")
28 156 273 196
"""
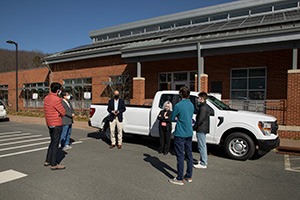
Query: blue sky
0 0 237 54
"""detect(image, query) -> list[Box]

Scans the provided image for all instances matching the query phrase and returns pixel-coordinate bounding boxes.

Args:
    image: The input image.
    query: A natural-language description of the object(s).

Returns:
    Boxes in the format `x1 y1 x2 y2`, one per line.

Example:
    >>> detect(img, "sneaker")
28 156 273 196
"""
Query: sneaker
50 164 66 170
193 161 207 169
62 145 72 151
184 175 192 183
168 178 184 186
65 145 72 150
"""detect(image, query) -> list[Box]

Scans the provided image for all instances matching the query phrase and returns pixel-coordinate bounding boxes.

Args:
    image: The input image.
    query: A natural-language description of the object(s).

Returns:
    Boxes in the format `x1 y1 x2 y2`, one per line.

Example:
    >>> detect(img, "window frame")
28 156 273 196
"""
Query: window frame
230 67 267 100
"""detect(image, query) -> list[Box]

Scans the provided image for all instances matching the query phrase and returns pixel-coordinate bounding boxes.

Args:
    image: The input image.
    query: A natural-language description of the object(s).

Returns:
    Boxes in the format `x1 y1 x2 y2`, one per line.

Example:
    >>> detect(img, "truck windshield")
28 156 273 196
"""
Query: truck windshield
159 94 198 114
207 95 236 111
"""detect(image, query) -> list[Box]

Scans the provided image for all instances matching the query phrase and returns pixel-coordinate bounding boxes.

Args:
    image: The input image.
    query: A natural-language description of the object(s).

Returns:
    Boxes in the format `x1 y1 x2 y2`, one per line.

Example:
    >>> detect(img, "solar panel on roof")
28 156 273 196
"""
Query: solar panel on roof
241 15 264 26
220 18 247 29
262 13 284 23
202 21 229 32
284 10 300 20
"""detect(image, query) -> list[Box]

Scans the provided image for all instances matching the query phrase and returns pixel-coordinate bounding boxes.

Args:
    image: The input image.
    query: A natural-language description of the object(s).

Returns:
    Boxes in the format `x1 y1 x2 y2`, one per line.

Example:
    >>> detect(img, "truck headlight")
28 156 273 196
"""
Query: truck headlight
258 121 272 136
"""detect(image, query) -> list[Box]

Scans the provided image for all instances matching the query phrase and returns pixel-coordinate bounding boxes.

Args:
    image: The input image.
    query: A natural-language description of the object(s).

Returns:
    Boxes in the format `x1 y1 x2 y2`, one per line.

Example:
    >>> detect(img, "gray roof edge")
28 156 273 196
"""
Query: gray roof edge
89 0 287 37
121 26 300 53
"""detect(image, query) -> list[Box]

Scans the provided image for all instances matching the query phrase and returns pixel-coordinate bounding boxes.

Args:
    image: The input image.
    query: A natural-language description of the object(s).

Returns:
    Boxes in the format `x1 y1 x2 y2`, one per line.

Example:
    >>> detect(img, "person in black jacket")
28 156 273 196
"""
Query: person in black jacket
157 101 172 155
107 90 126 149
60 91 75 151
193 92 210 169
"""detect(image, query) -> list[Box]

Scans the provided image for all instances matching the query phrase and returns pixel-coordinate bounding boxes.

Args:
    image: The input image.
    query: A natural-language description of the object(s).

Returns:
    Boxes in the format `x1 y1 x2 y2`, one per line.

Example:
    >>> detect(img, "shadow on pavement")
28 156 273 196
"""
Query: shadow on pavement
143 153 177 179
0 118 10 122
87 131 110 145
86 131 230 159
57 148 68 164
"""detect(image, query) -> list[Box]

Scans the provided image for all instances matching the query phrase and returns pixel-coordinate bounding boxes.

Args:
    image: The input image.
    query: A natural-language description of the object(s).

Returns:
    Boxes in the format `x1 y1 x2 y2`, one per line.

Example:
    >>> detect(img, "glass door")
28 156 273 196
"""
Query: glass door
173 81 189 90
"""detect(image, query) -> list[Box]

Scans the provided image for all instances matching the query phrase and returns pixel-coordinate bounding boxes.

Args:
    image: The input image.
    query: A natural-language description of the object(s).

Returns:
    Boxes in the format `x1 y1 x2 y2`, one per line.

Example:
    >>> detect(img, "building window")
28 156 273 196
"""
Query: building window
22 82 49 108
109 75 130 102
231 68 266 100
158 71 197 91
63 78 92 109
0 85 8 106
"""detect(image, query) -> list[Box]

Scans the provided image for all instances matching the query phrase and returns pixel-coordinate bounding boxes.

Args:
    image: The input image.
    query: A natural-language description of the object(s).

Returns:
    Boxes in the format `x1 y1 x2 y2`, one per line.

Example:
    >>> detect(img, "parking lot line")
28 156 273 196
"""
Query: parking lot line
0 141 83 158
0 134 41 142
0 133 32 139
284 155 300 173
0 169 27 184
0 131 22 136
0 141 50 152
0 137 50 147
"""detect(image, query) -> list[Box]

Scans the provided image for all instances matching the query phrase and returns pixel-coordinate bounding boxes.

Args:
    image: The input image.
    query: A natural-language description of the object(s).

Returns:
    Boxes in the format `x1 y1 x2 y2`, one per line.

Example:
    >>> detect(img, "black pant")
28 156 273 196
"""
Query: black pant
159 125 171 153
45 126 62 166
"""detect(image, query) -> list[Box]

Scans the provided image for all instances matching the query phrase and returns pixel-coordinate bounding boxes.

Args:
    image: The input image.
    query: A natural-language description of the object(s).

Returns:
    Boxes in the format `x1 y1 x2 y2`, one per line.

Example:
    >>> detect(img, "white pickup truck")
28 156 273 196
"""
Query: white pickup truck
89 91 279 160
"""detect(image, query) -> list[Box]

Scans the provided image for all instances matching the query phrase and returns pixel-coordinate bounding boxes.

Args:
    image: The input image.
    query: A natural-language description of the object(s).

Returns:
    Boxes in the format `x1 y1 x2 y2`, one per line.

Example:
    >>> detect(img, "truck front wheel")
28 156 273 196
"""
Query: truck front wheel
224 132 255 161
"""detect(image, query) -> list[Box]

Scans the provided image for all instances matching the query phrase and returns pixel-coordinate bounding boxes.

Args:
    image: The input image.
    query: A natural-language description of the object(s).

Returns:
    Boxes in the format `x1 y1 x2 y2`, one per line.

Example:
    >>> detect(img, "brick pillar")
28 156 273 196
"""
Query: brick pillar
131 77 145 105
286 69 300 126
200 74 208 93
195 74 198 92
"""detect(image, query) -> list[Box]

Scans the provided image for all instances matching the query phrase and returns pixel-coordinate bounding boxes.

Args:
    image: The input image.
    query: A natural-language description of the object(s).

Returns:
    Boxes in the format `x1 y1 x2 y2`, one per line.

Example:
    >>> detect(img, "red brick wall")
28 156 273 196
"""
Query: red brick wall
205 49 292 99
278 130 300 139
50 55 129 104
0 67 49 110
0 49 295 110
200 74 208 93
286 70 300 126
131 77 145 105
138 49 292 100
141 57 198 99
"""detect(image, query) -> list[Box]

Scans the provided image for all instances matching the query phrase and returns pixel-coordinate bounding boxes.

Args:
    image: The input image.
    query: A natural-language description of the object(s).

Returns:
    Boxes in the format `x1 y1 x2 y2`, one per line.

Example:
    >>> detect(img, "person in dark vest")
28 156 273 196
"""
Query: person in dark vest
193 92 210 169
107 90 126 149
60 90 75 151
157 101 172 155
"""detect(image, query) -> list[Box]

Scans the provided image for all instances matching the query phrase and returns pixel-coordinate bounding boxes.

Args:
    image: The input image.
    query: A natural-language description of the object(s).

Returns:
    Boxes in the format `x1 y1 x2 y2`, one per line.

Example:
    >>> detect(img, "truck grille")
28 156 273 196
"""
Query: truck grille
271 121 278 135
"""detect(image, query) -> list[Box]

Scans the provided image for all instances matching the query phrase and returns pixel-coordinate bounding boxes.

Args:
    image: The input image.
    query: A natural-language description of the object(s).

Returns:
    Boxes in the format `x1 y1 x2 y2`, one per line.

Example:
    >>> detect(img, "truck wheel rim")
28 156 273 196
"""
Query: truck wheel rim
229 138 248 157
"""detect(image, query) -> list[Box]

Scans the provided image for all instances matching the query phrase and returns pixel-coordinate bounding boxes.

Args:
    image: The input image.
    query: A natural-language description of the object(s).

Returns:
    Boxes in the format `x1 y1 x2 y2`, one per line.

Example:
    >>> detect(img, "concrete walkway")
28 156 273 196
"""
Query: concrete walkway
5 115 300 153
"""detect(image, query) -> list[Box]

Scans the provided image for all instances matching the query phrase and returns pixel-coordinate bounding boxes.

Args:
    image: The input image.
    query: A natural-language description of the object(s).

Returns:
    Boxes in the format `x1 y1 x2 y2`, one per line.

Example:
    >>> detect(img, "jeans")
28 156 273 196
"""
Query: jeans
174 136 193 180
196 132 207 166
61 124 72 148
45 126 62 166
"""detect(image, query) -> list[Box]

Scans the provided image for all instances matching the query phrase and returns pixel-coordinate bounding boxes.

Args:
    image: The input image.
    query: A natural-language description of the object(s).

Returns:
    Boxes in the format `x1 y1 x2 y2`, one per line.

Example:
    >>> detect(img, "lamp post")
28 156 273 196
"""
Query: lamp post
6 40 18 112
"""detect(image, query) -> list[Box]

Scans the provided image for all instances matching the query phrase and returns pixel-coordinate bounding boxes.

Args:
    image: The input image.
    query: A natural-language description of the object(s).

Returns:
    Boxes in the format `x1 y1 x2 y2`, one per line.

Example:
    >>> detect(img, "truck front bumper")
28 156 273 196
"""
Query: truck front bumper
257 137 280 152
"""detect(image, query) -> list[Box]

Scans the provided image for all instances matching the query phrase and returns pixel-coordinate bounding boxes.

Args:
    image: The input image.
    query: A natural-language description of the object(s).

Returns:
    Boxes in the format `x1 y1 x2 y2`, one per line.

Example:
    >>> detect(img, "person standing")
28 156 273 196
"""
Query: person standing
193 92 210 169
157 101 172 155
60 91 75 151
44 83 66 170
107 90 126 149
169 86 194 186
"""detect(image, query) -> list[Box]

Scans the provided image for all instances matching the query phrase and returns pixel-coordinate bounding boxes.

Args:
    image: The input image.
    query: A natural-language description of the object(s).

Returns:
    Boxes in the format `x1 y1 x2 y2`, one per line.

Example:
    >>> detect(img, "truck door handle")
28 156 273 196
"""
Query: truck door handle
217 117 224 127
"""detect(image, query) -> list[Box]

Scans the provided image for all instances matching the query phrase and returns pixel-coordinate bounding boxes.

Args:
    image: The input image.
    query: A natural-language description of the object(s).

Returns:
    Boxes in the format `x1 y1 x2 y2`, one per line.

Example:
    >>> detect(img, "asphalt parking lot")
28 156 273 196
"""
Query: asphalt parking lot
0 121 299 200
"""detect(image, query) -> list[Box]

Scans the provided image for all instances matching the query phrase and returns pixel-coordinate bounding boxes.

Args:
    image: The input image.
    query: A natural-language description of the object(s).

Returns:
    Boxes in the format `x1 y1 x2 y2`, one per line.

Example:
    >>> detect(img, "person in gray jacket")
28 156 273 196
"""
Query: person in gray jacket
193 92 210 169
60 91 75 151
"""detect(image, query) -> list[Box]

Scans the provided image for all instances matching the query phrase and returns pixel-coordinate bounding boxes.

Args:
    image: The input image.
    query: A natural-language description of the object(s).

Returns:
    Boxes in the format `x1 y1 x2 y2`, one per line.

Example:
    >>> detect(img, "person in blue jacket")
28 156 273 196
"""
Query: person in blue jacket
168 86 194 186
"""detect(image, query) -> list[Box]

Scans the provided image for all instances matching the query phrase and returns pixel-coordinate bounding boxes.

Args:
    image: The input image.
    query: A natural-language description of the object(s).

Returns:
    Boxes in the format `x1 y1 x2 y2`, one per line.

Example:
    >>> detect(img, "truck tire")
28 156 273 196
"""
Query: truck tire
105 128 111 140
224 132 255 161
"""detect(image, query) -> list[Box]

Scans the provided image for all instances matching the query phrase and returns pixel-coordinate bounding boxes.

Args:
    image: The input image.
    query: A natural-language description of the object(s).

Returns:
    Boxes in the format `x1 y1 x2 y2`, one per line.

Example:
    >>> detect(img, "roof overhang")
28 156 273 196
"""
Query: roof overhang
89 0 287 38
121 27 300 59
43 47 122 65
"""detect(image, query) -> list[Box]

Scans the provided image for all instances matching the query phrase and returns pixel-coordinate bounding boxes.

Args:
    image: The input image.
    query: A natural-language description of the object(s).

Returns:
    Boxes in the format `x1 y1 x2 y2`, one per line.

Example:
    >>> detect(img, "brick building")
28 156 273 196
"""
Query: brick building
1 0 300 138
